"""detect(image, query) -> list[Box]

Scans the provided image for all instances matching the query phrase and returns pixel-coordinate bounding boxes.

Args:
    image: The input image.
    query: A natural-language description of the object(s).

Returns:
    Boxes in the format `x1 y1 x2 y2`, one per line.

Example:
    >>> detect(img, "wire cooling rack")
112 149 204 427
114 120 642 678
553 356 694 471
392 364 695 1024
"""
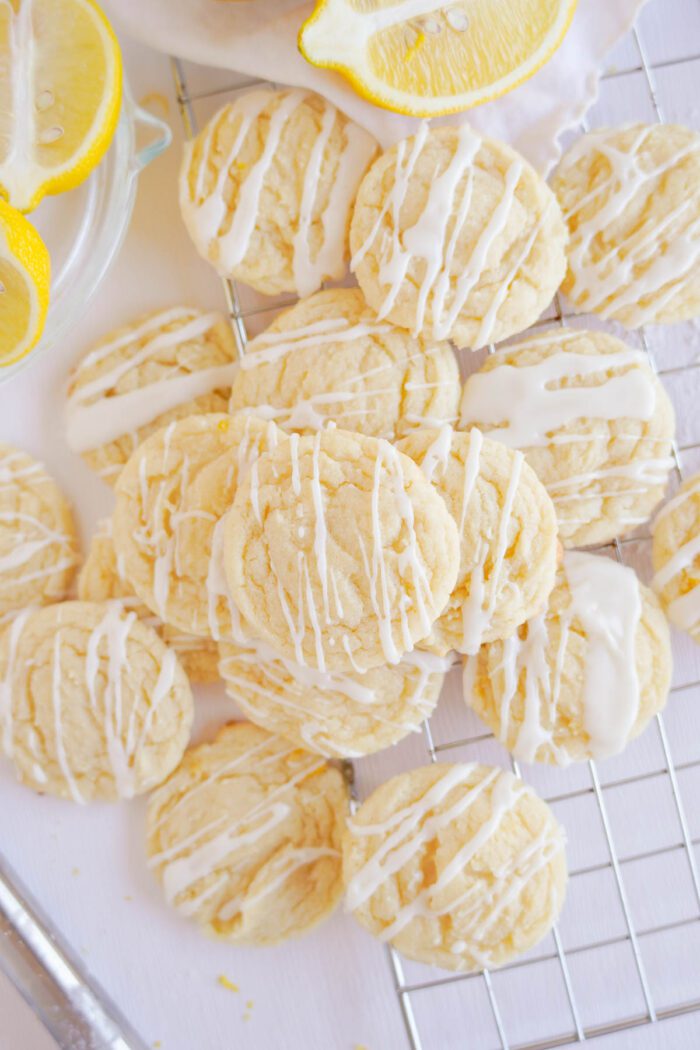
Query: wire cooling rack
171 10 700 1046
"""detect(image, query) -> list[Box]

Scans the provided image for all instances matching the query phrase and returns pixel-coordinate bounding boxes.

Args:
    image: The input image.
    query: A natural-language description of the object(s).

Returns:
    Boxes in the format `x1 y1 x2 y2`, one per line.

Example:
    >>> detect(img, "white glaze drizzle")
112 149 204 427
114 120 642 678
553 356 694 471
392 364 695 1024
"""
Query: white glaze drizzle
66 311 234 452
351 124 540 344
0 607 33 757
652 476 700 632
460 348 656 448
151 743 326 917
261 435 437 671
0 511 75 590
480 552 643 763
184 90 375 293
345 764 564 963
558 126 700 325
220 640 450 756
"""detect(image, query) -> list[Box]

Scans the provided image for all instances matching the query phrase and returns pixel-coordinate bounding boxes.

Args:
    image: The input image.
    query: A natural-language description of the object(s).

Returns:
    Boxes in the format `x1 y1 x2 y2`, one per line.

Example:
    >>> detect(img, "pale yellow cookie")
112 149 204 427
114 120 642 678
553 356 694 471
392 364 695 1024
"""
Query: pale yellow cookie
343 763 567 973
397 427 557 655
223 428 460 673
652 471 700 642
65 307 239 485
179 88 378 296
551 124 700 326
228 288 460 440
350 124 567 349
465 552 671 765
0 601 193 802
78 520 219 684
0 443 79 622
459 328 676 547
219 639 449 758
146 722 348 944
112 413 279 640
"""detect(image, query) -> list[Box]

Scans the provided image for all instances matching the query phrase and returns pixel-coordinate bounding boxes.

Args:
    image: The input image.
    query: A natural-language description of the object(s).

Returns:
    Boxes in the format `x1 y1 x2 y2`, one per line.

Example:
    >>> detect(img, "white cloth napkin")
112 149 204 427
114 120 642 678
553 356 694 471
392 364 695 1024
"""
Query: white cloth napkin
107 0 646 173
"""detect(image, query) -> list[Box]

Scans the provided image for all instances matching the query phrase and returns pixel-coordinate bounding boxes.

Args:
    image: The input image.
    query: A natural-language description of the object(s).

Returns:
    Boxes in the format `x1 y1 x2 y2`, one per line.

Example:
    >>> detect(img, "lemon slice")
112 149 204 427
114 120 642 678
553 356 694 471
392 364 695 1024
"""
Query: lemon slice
0 199 50 365
299 0 577 117
0 0 122 213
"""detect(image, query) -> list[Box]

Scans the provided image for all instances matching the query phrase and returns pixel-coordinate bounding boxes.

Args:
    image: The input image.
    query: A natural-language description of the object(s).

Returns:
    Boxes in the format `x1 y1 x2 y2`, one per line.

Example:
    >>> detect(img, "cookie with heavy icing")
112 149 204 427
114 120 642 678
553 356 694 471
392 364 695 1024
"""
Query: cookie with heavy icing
0 601 193 802
223 428 460 673
228 288 460 440
350 124 567 349
66 307 239 485
459 327 675 547
343 763 566 972
464 552 672 765
551 123 700 326
397 426 557 655
219 638 449 758
180 88 378 296
652 471 700 642
0 443 79 622
78 520 219 683
112 413 280 641
146 722 348 944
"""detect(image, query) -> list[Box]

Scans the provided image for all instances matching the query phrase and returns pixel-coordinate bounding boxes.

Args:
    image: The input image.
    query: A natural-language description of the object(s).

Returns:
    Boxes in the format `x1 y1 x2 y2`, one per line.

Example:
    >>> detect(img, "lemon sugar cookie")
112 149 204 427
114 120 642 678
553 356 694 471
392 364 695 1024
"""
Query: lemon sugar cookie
66 307 239 485
343 763 567 972
180 89 378 297
223 428 460 673
464 552 672 765
146 722 348 944
228 288 460 440
219 638 450 758
652 471 700 642
350 124 567 349
113 413 280 641
551 123 700 327
459 328 676 547
0 601 194 802
0 443 79 622
78 520 219 684
397 426 557 655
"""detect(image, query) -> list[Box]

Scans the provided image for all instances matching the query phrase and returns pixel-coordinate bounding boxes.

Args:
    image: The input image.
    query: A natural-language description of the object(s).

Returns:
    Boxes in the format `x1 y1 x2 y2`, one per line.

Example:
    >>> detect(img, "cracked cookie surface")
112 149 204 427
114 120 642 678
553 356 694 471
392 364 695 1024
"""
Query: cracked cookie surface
146 721 348 944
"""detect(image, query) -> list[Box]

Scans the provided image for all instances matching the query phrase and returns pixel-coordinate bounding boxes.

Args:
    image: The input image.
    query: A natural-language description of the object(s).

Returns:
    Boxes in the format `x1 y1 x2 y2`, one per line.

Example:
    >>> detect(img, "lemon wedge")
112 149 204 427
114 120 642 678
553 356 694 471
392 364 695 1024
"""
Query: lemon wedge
299 0 577 117
0 198 50 365
0 0 122 213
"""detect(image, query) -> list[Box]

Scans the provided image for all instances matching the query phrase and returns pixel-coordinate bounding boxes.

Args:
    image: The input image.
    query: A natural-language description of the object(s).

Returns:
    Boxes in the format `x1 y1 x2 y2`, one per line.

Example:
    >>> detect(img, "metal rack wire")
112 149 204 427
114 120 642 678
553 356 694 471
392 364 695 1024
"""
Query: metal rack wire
171 13 700 1046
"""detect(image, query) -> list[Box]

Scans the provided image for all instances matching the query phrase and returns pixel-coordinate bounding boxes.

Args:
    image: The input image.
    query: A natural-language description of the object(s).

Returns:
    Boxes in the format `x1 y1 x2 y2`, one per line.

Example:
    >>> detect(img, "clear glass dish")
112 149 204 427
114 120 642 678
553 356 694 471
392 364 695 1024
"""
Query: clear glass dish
1 80 172 384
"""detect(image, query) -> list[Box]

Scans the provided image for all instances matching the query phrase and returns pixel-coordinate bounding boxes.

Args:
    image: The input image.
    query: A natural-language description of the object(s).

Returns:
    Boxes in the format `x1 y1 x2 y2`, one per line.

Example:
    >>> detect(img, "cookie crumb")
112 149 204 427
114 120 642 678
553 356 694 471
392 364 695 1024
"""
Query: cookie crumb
217 975 239 993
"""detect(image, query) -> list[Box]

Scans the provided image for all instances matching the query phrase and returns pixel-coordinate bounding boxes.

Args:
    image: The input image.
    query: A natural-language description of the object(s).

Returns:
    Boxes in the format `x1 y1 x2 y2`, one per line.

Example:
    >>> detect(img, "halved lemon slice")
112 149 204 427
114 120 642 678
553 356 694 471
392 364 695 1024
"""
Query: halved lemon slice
0 0 122 213
0 198 50 365
299 0 577 117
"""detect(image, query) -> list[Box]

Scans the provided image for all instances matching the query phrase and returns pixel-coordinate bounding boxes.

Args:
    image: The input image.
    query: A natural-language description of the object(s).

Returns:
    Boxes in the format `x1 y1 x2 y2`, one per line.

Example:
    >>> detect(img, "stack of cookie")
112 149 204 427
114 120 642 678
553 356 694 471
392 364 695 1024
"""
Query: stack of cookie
2 89 699 976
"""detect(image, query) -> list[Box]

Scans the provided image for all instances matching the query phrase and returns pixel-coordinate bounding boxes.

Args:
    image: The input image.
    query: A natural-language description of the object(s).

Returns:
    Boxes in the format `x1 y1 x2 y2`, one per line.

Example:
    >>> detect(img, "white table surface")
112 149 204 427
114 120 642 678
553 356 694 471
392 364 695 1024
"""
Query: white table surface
3 7 700 1050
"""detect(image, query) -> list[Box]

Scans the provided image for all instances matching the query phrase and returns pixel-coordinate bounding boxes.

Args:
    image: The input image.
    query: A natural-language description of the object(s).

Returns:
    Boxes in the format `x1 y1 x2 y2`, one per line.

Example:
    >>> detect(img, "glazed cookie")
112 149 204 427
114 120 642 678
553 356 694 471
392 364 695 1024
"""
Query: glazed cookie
459 328 676 547
219 639 450 758
0 443 79 622
65 307 239 485
228 288 460 440
397 427 557 655
146 722 348 944
180 88 378 296
224 428 460 673
78 520 220 683
113 413 280 640
0 601 194 802
343 763 566 973
551 124 700 326
350 124 567 349
652 471 700 642
464 552 672 765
